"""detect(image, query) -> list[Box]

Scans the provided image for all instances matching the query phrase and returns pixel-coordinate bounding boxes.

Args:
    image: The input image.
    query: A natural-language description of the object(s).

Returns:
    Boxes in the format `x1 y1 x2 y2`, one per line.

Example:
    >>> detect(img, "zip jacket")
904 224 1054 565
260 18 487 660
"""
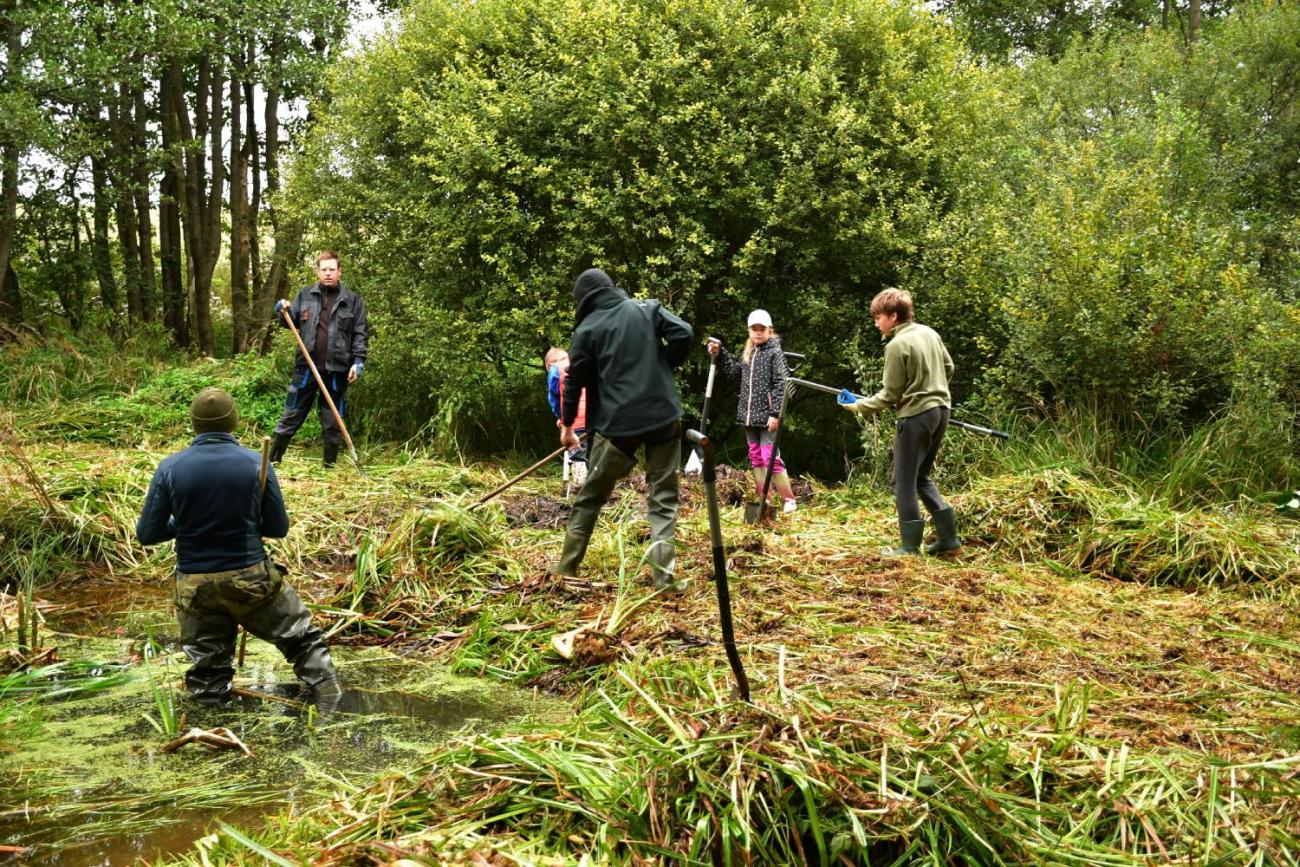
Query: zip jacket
716 337 788 426
563 283 693 437
279 282 369 373
136 433 290 573
856 321 954 418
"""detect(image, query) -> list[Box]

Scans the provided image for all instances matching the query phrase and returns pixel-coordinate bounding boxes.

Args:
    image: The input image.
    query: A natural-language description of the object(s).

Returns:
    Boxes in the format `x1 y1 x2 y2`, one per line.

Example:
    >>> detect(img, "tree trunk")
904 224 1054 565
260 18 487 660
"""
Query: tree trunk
0 9 21 326
89 150 118 315
1187 0 1201 44
229 51 250 354
259 36 300 339
159 61 188 347
132 80 157 322
110 88 144 324
245 75 264 314
173 54 225 356
0 260 20 326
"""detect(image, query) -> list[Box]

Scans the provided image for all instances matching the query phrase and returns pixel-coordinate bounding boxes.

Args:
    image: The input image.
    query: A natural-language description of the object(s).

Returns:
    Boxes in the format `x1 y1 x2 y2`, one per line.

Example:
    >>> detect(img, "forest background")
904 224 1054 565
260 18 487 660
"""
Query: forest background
2 0 1297 496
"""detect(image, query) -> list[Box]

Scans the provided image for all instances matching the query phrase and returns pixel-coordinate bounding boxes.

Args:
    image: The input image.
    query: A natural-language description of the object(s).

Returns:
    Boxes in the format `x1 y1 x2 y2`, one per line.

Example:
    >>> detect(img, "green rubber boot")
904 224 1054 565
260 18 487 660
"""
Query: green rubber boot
925 507 962 556
881 519 925 557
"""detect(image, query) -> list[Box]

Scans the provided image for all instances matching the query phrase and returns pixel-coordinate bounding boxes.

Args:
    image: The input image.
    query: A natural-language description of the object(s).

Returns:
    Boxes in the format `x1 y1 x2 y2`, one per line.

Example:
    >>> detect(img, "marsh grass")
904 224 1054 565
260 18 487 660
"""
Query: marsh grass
4 361 1300 864
141 630 181 737
957 468 1298 586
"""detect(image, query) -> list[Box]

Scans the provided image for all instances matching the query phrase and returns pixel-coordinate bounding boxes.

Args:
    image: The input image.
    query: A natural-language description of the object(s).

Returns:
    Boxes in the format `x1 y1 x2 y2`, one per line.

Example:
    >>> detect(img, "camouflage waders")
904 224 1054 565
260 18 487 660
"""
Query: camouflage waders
549 423 680 589
174 560 338 703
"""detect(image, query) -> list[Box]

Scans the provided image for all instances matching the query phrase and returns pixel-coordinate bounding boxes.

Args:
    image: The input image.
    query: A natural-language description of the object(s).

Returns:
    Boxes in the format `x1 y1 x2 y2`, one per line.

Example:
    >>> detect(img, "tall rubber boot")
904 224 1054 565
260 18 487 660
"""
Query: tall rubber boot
772 470 797 514
268 433 292 464
323 442 339 467
881 520 925 557
549 529 593 578
925 507 962 556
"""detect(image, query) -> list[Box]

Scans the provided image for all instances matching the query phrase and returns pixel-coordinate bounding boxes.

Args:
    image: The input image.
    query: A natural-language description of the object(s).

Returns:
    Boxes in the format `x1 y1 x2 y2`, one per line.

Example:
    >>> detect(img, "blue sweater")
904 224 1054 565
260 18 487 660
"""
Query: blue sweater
136 433 290 573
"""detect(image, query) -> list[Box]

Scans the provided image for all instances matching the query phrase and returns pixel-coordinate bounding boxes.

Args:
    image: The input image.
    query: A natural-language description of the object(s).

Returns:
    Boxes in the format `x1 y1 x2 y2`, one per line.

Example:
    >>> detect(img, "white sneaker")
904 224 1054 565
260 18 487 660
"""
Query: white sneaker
782 499 797 515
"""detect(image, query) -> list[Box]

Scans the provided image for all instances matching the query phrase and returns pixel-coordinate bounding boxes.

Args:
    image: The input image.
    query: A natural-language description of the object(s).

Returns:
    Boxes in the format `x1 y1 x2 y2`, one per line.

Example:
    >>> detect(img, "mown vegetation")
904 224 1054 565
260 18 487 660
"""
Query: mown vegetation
3 0 1299 863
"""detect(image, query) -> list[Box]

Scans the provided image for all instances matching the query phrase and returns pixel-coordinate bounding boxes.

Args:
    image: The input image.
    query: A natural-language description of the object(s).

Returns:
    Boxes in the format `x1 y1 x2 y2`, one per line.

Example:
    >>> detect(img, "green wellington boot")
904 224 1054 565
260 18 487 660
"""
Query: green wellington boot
924 507 962 555
881 519 925 557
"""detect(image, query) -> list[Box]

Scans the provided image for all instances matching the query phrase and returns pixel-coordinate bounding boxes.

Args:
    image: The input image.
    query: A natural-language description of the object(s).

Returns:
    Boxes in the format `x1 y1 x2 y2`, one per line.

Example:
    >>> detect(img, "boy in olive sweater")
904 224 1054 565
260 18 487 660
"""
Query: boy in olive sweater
843 288 961 556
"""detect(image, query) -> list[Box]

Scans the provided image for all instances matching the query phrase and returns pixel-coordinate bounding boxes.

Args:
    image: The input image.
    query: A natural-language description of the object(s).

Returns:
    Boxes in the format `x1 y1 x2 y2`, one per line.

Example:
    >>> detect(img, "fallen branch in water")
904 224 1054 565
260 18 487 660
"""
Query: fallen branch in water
161 726 253 756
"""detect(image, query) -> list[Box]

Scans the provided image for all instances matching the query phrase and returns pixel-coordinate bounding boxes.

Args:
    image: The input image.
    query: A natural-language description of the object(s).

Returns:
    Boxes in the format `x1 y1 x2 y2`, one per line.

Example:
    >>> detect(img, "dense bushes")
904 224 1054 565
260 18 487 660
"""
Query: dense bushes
280 0 1296 495
285 0 986 462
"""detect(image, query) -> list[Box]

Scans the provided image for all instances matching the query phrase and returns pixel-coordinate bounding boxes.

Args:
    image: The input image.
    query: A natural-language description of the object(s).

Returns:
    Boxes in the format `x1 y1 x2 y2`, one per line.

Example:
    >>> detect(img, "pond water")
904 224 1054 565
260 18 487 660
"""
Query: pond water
0 639 562 865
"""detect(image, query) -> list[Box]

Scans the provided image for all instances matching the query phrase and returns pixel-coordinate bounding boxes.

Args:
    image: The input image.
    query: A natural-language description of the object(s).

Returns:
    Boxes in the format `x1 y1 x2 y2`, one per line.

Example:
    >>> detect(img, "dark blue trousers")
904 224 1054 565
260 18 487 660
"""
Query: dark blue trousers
274 365 349 445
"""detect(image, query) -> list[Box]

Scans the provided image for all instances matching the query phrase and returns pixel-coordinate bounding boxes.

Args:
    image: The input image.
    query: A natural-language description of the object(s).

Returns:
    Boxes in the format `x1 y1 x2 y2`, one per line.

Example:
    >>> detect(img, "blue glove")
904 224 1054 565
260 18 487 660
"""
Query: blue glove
837 388 861 406
274 299 290 316
349 361 364 380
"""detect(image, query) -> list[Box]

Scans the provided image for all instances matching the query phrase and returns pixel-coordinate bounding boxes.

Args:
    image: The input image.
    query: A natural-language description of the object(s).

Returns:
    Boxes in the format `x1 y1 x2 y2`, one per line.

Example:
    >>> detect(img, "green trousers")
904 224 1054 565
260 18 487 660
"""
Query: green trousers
174 560 337 702
550 424 680 588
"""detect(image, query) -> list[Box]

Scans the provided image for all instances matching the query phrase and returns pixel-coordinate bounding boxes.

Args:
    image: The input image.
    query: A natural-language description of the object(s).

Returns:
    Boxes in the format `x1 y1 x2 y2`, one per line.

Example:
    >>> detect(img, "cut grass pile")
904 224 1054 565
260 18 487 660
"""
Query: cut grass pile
958 468 1299 586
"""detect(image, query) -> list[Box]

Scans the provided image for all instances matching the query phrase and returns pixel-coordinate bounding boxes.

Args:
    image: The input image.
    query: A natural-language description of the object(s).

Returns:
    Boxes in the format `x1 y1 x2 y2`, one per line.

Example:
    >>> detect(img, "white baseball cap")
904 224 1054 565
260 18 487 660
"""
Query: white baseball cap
747 309 772 328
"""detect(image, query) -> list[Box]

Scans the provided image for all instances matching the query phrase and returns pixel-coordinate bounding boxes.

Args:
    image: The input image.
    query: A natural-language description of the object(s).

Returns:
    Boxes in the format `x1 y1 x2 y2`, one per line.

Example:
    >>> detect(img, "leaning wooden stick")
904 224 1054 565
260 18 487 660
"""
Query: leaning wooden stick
279 306 367 474
238 436 272 669
471 446 567 509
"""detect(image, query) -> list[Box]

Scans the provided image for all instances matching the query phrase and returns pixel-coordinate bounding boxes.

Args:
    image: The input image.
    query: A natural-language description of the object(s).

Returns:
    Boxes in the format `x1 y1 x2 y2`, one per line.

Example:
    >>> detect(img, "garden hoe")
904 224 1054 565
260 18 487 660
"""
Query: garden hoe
744 381 794 524
279 306 368 475
787 377 1011 440
470 445 567 510
684 337 720 474
686 428 750 701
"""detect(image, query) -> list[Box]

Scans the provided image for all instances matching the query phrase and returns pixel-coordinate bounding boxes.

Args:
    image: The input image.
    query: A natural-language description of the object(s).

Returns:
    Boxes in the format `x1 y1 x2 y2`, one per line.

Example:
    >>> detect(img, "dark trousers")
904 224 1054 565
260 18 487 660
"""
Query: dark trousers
893 406 950 523
174 561 337 699
274 364 349 445
551 420 681 585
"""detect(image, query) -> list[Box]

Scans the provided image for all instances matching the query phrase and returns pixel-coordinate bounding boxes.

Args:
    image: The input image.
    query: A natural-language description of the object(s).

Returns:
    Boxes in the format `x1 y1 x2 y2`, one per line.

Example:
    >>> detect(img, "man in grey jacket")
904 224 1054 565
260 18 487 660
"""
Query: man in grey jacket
551 268 694 591
269 251 369 466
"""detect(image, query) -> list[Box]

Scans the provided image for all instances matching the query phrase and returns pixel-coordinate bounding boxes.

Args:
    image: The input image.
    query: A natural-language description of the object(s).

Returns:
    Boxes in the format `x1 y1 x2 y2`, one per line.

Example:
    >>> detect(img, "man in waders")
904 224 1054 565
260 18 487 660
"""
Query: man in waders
269 250 369 467
136 388 341 705
548 267 694 592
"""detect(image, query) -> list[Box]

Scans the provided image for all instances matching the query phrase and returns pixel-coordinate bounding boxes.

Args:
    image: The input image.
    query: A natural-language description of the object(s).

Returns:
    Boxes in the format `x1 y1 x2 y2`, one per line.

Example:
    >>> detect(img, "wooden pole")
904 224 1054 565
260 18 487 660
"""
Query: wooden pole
238 436 272 668
471 446 566 509
279 306 365 474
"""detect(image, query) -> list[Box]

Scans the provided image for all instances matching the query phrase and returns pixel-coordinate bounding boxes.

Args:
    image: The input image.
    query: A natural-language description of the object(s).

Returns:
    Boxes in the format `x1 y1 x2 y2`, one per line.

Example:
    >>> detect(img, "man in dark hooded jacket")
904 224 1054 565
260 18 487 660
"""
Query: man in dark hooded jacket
551 268 694 590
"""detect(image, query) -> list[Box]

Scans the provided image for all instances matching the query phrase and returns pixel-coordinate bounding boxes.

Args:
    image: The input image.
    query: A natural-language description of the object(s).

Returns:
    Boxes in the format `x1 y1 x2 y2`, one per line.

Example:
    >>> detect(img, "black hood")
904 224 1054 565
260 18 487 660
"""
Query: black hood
573 269 625 326
573 268 614 303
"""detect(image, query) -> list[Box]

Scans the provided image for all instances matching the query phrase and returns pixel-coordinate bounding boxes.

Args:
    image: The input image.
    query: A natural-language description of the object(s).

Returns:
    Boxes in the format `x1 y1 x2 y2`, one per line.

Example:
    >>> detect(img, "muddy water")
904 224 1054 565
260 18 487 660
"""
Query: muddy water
1 640 562 866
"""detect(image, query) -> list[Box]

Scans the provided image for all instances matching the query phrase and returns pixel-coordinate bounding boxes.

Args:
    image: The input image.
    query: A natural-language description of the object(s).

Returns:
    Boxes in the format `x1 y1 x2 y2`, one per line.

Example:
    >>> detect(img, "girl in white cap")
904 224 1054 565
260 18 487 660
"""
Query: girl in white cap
707 309 798 514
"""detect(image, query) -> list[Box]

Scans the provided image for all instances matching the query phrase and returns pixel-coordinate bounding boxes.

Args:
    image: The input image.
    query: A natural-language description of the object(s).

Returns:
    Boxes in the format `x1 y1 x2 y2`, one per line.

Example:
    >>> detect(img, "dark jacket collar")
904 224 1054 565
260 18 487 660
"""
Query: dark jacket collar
574 284 629 327
189 432 239 446
308 282 350 302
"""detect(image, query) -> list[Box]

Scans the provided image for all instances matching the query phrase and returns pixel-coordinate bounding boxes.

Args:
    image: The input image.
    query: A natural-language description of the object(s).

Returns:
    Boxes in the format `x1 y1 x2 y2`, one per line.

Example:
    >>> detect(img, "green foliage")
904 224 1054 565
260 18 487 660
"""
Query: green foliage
287 0 986 451
908 6 1299 501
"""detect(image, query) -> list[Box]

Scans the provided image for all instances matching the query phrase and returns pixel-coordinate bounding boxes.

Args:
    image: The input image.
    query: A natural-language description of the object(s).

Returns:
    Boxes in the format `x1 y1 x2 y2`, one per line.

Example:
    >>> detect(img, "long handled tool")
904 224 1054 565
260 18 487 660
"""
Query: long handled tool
701 340 719 433
685 341 721 475
279 306 367 474
744 381 793 524
471 445 567 509
238 436 273 668
686 429 750 701
788 377 1011 440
